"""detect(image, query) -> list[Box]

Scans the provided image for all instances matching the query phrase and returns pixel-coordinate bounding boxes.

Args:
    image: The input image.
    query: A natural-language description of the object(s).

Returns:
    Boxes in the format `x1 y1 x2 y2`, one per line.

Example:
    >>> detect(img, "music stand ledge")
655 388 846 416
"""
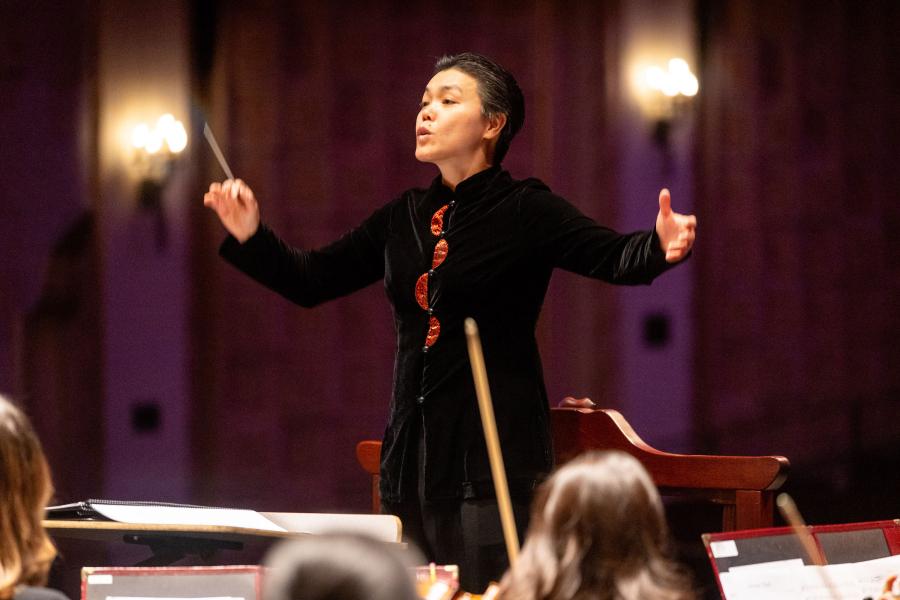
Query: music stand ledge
44 512 402 566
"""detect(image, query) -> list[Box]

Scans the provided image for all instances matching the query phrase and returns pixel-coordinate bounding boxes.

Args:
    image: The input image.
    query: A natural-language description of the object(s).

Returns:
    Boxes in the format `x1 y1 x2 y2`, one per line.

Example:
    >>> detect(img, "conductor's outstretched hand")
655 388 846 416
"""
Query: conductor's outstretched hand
204 179 260 243
655 188 697 263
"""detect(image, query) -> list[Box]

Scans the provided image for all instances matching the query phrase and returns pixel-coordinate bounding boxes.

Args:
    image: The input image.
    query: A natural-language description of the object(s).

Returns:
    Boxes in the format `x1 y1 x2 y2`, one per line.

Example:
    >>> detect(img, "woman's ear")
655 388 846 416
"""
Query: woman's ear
484 113 507 141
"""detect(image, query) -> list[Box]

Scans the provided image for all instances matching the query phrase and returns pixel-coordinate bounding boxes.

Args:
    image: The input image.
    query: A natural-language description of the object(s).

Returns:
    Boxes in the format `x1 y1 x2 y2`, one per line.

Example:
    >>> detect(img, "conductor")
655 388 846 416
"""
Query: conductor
203 52 696 591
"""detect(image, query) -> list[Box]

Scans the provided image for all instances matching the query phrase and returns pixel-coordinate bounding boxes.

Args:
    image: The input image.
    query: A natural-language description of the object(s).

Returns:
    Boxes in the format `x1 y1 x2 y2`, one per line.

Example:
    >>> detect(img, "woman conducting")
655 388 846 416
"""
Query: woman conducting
204 52 696 591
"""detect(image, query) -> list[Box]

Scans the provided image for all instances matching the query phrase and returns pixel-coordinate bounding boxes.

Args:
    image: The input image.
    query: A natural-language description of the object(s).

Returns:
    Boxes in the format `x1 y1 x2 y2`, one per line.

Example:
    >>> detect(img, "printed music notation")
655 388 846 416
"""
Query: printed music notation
718 554 900 599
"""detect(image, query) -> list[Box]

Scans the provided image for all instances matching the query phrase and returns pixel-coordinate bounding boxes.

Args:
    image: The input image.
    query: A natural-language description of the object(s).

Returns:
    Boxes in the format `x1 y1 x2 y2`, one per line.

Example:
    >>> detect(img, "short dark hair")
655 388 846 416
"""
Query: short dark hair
263 534 420 600
434 52 525 165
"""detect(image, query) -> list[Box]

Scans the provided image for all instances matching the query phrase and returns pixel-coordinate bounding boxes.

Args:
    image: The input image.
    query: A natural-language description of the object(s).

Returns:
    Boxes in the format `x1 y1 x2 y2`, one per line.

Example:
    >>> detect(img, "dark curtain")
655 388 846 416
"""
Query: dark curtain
694 0 900 520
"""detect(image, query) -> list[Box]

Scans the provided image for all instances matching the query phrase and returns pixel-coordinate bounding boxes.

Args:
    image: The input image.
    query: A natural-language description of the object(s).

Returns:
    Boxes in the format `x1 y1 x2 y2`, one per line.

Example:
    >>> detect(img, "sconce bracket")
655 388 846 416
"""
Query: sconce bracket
137 179 163 212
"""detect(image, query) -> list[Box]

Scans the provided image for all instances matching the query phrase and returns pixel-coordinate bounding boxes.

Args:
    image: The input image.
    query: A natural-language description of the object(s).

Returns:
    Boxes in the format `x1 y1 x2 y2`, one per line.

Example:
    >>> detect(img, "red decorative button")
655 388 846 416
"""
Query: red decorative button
425 316 441 346
415 273 429 310
416 204 454 349
431 205 448 235
432 239 448 269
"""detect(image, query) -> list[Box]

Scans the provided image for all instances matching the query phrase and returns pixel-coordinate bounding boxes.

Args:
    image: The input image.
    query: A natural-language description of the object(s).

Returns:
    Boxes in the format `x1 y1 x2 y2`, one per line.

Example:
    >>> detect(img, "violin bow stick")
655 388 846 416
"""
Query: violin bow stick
776 493 842 600
464 318 520 566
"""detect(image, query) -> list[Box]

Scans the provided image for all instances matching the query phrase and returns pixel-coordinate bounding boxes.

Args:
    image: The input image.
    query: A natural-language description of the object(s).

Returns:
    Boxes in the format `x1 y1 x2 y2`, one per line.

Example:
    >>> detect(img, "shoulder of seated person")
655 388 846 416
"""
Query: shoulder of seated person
15 586 71 600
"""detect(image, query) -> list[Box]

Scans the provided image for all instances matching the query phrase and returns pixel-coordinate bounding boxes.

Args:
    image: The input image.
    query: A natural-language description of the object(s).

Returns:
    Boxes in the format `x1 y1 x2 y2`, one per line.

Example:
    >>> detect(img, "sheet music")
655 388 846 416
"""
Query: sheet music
91 502 287 533
719 554 900 600
719 560 804 599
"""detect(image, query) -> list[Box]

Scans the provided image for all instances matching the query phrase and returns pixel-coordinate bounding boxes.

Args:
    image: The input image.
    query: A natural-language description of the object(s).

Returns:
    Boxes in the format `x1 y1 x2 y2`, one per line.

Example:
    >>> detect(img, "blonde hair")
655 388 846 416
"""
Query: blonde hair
499 451 694 600
0 396 57 600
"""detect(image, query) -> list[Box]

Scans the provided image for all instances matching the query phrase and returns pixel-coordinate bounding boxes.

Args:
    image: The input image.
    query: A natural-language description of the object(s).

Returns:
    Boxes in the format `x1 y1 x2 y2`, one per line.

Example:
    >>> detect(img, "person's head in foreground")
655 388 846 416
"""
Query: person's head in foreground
263 533 420 600
0 395 57 600
416 52 524 184
499 450 694 600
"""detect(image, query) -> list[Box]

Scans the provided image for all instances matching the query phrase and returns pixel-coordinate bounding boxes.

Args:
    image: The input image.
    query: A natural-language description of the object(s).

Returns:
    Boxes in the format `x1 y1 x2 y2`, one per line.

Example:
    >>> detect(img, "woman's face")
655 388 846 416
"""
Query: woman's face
415 68 491 166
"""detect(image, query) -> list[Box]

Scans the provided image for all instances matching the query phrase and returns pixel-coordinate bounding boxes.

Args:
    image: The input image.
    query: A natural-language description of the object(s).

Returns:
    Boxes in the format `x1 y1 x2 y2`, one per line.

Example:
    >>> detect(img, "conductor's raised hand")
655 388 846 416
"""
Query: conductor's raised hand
655 188 697 263
203 178 260 243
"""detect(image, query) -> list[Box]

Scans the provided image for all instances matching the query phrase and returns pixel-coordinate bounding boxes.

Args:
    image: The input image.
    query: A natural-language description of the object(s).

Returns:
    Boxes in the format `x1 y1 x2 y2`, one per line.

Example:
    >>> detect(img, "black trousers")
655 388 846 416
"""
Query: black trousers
381 418 531 593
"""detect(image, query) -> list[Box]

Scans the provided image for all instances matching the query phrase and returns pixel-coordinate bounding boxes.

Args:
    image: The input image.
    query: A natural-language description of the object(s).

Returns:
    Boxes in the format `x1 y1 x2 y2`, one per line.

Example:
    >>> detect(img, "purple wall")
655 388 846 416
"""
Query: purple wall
0 1 92 394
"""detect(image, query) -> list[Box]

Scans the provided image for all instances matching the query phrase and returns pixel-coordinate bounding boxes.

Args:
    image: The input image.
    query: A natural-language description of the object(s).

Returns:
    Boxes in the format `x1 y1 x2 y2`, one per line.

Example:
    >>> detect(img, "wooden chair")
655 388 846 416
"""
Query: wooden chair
356 407 789 532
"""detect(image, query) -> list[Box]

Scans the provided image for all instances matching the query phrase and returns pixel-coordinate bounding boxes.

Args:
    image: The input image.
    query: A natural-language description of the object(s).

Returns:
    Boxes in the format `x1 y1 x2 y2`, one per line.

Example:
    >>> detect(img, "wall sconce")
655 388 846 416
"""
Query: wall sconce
637 58 699 147
130 113 188 210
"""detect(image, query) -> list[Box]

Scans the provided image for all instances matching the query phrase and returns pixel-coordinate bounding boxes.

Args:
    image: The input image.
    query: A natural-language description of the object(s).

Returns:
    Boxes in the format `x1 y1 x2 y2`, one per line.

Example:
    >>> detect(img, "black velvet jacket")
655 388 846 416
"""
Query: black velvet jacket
220 166 677 502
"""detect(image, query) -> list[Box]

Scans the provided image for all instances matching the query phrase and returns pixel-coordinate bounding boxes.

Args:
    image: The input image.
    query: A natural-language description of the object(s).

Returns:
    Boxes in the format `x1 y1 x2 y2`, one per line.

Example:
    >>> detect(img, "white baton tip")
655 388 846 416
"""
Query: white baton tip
464 318 478 335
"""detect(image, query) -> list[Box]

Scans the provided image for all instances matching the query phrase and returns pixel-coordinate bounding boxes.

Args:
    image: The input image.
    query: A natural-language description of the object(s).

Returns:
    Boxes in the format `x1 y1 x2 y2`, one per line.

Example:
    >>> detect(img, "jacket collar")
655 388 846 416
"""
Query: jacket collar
428 165 504 203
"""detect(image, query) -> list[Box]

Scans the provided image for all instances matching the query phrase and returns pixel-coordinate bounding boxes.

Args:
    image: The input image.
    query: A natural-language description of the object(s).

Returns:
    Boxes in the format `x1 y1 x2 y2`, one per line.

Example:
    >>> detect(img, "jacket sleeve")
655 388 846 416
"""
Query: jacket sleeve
218 199 396 307
519 188 679 285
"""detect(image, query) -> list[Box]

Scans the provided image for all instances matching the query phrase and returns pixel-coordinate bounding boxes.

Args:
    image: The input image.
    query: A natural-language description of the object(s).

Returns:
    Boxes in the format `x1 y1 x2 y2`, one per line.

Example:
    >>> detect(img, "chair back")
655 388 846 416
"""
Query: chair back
357 407 790 531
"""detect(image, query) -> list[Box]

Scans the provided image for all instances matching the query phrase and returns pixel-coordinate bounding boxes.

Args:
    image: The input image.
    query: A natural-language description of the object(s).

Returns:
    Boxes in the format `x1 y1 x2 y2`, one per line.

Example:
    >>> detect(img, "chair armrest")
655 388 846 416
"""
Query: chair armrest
551 408 789 492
